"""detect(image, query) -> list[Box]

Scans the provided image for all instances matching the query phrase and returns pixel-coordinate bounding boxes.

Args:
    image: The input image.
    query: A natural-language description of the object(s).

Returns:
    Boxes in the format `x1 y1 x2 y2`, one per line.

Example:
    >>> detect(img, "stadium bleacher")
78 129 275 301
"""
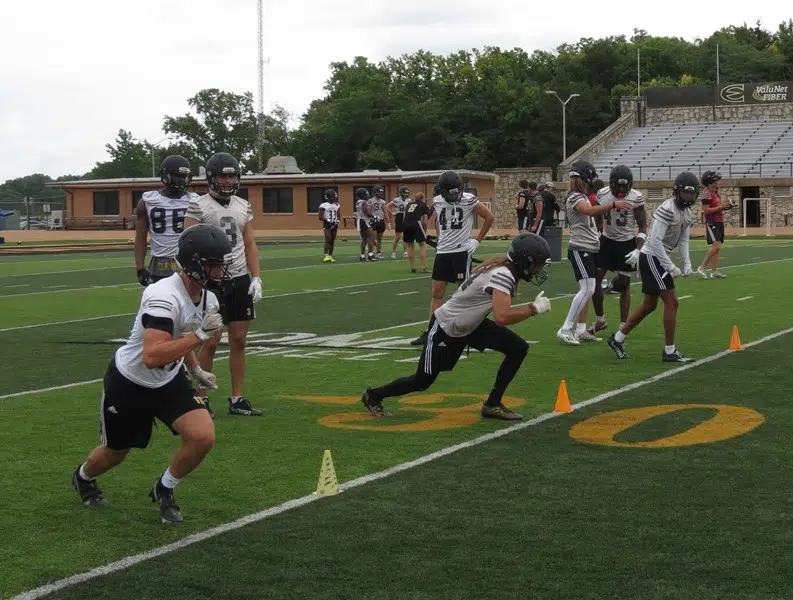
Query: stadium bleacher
594 120 793 180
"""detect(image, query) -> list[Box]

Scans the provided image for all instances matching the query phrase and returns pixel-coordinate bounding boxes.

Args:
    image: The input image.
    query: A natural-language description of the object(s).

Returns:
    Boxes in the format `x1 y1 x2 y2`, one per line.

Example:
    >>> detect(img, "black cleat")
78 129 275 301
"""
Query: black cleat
409 330 428 346
607 333 629 359
662 349 694 363
228 397 263 416
72 465 108 506
200 396 215 419
361 388 392 417
149 480 183 524
481 403 523 421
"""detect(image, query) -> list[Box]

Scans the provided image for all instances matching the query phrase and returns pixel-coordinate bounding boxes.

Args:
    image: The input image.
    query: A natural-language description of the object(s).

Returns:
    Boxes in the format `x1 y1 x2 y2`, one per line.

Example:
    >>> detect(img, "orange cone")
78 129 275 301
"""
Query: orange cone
554 380 573 413
729 326 744 351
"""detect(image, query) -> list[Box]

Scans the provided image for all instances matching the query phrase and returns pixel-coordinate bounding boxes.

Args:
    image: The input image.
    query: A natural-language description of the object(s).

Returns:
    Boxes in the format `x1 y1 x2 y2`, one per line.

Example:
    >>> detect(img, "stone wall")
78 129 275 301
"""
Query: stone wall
557 114 636 181
644 101 793 125
492 168 553 230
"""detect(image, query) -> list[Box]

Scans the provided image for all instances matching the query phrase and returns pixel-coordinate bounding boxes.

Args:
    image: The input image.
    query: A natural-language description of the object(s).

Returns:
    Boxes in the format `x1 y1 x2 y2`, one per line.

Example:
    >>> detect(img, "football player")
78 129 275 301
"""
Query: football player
355 187 377 262
318 189 340 263
557 161 631 345
72 224 229 523
587 165 647 335
134 155 196 285
370 184 388 259
183 152 263 417
362 233 552 421
385 185 411 259
409 171 495 345
607 171 697 363
697 170 729 279
401 192 431 273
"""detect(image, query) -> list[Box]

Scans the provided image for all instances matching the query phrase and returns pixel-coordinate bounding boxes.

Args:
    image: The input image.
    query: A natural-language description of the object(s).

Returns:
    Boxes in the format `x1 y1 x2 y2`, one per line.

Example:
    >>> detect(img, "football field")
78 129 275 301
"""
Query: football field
2 235 792 600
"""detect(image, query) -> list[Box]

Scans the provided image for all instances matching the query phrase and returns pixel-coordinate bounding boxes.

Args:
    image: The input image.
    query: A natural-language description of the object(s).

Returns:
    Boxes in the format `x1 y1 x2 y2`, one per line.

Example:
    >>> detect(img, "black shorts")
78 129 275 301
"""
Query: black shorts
419 317 528 376
148 256 178 282
568 248 597 281
372 219 386 234
403 222 426 244
100 359 206 451
432 250 473 284
323 221 338 231
706 222 725 245
517 211 530 231
217 273 255 324
596 236 637 274
395 213 405 233
639 253 675 296
358 219 371 236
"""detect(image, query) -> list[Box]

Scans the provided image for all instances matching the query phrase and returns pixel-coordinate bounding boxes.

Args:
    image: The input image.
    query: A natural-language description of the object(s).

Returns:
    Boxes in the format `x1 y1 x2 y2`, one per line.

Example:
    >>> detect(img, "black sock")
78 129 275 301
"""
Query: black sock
485 354 525 406
371 373 436 401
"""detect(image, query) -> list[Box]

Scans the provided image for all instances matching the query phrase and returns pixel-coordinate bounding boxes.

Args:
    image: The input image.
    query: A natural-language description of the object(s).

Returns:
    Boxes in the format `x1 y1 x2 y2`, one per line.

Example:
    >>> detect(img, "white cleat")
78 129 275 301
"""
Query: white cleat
711 271 727 279
696 266 709 279
576 330 601 342
557 329 581 346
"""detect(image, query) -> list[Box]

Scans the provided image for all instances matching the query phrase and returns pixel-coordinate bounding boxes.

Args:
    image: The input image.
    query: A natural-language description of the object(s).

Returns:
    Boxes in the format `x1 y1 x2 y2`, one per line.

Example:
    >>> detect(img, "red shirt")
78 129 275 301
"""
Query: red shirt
700 188 723 224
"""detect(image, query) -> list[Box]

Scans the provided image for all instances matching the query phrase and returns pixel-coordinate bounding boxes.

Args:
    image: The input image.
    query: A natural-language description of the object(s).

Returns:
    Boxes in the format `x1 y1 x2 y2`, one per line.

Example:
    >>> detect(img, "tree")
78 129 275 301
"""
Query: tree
86 130 151 179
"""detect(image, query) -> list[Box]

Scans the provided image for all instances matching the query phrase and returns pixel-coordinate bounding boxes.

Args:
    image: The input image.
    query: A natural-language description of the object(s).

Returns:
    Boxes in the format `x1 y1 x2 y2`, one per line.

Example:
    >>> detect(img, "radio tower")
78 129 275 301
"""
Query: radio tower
257 0 266 173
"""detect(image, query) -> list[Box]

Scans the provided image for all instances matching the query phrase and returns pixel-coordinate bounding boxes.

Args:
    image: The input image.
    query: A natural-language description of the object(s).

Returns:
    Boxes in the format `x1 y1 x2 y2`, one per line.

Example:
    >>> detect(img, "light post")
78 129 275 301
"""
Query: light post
545 91 580 162
147 137 174 177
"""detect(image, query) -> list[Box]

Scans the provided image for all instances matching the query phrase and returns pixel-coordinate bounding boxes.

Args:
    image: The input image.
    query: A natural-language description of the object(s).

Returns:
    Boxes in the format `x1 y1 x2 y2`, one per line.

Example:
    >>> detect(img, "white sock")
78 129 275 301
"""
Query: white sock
665 344 676 354
79 464 94 481
230 395 242 404
614 330 626 343
576 322 587 334
619 322 626 330
596 315 606 324
360 254 365 258
160 468 182 490
561 321 574 331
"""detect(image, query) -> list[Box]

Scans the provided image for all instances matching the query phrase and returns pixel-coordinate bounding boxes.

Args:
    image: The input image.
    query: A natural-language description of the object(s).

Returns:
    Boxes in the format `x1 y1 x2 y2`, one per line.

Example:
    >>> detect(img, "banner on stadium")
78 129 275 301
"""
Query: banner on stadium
718 82 792 105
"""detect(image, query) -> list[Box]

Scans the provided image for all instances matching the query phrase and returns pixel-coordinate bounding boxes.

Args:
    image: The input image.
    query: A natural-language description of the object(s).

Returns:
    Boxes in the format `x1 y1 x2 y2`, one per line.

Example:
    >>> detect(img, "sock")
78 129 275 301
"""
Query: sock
619 322 626 330
78 464 94 481
230 395 243 404
596 315 606 324
160 468 182 490
360 254 365 258
576 323 586 334
665 344 676 354
614 330 626 343
562 320 574 331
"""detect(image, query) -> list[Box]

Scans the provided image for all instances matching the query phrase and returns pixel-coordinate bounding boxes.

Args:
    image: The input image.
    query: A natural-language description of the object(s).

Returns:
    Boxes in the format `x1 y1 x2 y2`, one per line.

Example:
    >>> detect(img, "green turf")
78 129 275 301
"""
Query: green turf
1 236 792 599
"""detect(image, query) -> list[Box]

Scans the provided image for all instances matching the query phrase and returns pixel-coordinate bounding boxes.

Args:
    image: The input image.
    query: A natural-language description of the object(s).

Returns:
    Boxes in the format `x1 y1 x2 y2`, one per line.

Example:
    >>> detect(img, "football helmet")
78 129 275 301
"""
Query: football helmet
609 165 633 198
372 184 385 199
569 160 598 187
399 186 410 199
673 171 700 209
159 155 192 196
436 171 464 203
176 224 232 294
701 170 722 187
507 232 552 284
205 152 241 198
324 189 339 203
355 188 370 201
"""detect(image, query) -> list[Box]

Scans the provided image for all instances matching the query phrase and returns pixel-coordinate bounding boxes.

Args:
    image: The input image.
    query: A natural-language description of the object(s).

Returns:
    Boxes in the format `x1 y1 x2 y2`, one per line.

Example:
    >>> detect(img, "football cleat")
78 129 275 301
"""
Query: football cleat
228 397 262 416
711 271 726 279
409 330 428 346
149 480 183 524
576 330 601 343
696 266 709 279
662 349 694 363
556 329 580 346
481 403 523 421
607 333 629 359
587 319 608 335
361 388 392 417
72 465 108 506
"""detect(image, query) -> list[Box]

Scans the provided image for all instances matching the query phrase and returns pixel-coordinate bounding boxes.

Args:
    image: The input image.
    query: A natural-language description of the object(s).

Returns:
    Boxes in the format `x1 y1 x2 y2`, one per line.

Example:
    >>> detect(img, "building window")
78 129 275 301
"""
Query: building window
307 186 337 213
237 187 249 200
263 187 293 213
93 191 119 215
773 186 791 197
132 190 146 213
648 189 665 201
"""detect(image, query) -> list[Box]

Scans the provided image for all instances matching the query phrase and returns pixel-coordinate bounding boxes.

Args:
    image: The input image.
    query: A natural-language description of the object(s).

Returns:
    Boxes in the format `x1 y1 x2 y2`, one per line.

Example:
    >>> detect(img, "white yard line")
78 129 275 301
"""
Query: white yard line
12 324 793 600
736 296 754 301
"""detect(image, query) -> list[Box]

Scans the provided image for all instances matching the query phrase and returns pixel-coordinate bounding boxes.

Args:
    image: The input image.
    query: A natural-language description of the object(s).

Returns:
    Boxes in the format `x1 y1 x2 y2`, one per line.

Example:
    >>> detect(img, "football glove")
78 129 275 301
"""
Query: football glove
467 238 481 254
248 276 263 303
195 310 223 342
190 365 218 390
137 268 151 287
682 264 693 277
669 266 682 278
624 249 640 268
532 291 551 314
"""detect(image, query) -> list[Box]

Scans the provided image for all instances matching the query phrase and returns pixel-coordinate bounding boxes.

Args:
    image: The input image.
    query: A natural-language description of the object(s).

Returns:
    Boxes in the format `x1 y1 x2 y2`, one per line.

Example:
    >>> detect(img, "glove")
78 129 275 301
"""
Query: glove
467 238 481 254
248 276 263 303
190 365 217 390
137 268 151 287
532 291 551 314
682 264 693 277
195 310 223 342
669 266 682 278
624 249 640 268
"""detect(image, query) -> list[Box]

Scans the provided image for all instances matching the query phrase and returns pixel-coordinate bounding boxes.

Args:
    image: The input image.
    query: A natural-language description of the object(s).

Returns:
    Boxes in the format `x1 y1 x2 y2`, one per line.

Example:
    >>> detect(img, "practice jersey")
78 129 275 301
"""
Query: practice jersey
186 194 252 278
319 202 340 224
403 200 430 227
642 198 692 272
391 196 408 216
432 192 480 254
434 265 517 337
370 197 386 220
700 188 723 224
597 187 645 242
115 273 219 389
142 190 196 258
566 191 600 252
356 198 373 224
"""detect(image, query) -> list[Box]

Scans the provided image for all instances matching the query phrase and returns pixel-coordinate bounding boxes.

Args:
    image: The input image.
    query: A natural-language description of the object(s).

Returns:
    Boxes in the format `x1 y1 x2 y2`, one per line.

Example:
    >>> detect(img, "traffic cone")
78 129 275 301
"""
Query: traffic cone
729 326 744 351
554 380 573 413
314 449 340 496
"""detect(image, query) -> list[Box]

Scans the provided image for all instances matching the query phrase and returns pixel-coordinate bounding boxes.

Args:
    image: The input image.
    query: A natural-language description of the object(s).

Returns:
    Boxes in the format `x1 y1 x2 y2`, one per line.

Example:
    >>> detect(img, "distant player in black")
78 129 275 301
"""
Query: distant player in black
402 192 432 273
515 180 531 231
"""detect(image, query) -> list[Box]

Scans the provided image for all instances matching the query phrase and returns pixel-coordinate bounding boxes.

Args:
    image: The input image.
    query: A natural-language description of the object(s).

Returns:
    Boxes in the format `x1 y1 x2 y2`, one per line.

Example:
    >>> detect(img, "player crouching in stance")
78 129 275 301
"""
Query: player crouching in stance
607 172 697 363
362 233 552 421
72 224 230 524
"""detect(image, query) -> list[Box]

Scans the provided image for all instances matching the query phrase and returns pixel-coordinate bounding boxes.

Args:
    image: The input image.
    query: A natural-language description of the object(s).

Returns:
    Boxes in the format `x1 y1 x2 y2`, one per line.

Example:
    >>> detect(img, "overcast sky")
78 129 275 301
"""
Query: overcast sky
0 0 790 183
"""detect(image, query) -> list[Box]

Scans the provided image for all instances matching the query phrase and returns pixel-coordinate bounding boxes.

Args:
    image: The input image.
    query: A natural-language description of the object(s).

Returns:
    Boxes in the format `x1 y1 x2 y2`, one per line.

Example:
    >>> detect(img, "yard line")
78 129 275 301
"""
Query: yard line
736 296 754 301
0 313 136 333
13 324 793 600
397 291 419 296
6 284 30 289
678 295 692 300
348 290 367 295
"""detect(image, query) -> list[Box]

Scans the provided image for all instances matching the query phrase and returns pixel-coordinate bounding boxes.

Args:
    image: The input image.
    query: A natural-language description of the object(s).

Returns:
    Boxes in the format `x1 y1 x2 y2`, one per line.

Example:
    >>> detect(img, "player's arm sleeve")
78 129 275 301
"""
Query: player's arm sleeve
485 268 517 296
678 223 691 269
244 201 254 225
646 209 675 271
185 197 203 222
140 293 177 336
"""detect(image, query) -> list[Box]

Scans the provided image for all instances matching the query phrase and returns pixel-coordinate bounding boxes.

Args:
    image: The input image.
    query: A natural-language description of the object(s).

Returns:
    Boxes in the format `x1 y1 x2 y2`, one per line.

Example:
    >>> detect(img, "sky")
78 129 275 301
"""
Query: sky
0 0 790 183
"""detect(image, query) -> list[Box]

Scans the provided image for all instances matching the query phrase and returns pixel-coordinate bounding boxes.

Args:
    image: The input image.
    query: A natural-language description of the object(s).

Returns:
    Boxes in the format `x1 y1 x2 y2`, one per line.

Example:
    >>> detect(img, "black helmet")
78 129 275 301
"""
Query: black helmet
673 171 700 209
323 188 339 203
372 184 385 199
507 232 552 284
569 160 598 187
176 224 232 294
355 187 370 201
437 170 464 203
592 179 605 193
159 155 192 196
609 165 633 198
399 186 410 198
701 170 722 187
205 152 241 198
432 183 441 197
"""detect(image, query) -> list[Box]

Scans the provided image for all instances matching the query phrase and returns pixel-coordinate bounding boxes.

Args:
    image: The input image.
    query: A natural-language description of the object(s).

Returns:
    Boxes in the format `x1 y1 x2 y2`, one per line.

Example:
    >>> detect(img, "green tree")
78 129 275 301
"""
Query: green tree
87 129 151 179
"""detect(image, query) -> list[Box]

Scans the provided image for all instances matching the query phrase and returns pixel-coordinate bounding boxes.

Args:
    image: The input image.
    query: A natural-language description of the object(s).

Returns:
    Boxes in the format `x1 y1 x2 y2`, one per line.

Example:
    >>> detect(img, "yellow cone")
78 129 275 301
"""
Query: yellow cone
314 449 340 496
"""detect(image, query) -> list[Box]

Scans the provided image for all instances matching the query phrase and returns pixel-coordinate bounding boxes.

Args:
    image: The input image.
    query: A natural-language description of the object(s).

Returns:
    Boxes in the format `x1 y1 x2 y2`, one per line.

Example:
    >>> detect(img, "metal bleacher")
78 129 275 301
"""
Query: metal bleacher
594 120 793 180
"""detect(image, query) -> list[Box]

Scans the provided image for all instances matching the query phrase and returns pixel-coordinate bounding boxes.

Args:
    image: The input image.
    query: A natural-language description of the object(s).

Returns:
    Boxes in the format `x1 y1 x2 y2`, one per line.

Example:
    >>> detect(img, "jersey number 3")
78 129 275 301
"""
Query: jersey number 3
219 216 238 247
150 208 186 234
438 207 464 231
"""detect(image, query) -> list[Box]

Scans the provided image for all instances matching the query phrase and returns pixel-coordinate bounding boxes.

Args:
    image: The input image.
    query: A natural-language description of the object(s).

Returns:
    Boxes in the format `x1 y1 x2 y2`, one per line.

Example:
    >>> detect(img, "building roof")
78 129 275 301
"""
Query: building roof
48 169 496 189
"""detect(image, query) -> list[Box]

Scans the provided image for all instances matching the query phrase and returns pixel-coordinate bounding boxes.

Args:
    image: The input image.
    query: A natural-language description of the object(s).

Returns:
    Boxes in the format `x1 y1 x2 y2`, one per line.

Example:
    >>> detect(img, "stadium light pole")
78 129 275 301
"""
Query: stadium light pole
546 91 580 161
147 137 175 177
